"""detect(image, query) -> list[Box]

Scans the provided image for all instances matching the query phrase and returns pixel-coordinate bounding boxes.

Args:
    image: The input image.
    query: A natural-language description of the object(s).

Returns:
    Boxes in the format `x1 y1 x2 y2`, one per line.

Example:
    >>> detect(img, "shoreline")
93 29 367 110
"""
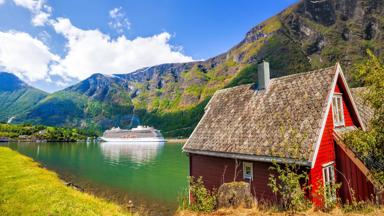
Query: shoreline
166 138 188 143
0 139 88 143
0 141 86 143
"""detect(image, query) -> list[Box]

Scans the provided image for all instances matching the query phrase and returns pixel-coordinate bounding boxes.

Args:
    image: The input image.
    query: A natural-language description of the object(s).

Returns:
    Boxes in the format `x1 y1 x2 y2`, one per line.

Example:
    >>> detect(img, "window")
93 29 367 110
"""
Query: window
322 162 336 200
332 94 345 127
243 162 253 181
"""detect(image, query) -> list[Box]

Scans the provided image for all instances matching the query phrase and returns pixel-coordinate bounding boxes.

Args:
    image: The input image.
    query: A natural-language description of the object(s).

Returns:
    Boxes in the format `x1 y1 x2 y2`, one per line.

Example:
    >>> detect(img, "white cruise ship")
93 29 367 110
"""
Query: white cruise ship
100 126 165 142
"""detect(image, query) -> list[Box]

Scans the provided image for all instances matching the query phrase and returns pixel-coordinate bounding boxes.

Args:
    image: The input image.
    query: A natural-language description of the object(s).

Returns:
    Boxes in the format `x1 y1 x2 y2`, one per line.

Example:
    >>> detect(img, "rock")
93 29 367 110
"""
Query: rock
364 21 378 40
306 35 325 55
304 0 336 26
217 181 254 208
65 182 84 192
342 27 350 41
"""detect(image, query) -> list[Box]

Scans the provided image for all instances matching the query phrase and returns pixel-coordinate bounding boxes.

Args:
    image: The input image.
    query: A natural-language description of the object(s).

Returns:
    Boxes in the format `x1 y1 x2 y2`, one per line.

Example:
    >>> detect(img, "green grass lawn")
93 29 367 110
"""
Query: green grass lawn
0 147 131 216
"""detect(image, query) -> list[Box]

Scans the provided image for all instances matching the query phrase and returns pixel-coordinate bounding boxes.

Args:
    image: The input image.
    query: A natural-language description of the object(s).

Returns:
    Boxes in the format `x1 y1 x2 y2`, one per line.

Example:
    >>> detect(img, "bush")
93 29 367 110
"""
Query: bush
179 176 217 212
314 180 341 212
342 188 376 214
268 127 312 212
268 161 312 212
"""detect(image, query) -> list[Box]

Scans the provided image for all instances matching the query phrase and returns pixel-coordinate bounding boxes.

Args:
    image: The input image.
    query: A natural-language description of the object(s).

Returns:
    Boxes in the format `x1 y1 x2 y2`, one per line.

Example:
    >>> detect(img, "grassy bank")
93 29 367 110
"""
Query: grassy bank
0 147 131 216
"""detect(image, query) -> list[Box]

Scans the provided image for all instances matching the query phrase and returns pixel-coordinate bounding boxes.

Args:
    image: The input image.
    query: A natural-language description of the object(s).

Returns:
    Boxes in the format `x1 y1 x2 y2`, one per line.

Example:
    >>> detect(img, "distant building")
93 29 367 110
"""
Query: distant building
183 62 383 205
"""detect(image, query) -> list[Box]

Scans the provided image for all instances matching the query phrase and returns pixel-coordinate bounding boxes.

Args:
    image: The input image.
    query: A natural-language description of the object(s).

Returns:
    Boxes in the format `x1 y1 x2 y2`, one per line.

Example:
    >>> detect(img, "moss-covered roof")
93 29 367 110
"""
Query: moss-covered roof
184 65 338 162
350 87 374 129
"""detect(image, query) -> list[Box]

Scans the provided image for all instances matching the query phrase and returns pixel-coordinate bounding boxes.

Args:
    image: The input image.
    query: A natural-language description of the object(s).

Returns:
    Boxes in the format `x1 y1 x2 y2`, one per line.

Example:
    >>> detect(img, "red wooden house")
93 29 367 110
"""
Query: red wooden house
183 62 383 205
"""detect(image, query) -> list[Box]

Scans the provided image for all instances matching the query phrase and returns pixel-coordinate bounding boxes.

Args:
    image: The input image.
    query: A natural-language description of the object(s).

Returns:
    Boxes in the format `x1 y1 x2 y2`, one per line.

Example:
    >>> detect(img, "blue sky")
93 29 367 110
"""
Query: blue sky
0 0 297 92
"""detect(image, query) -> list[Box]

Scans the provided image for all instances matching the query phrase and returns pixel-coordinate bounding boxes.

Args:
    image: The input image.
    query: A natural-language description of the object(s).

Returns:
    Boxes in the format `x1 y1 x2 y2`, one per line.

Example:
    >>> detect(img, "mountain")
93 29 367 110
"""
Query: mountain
20 0 384 137
0 72 47 122
21 74 134 132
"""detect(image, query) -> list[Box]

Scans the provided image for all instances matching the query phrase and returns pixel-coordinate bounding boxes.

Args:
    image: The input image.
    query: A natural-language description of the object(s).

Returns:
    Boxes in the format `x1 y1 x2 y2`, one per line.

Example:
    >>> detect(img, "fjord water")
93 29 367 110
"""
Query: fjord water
2 142 188 215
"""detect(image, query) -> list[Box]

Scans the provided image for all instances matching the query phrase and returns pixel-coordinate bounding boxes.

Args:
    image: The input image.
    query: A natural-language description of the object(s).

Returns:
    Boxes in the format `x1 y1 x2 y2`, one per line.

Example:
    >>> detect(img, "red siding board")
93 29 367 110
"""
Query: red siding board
310 104 336 205
337 151 350 200
335 143 376 203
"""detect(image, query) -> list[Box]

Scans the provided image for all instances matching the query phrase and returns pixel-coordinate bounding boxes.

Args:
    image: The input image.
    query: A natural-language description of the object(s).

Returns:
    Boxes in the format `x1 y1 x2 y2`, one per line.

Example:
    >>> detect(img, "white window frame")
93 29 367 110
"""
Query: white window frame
243 162 253 181
322 162 336 201
332 94 345 127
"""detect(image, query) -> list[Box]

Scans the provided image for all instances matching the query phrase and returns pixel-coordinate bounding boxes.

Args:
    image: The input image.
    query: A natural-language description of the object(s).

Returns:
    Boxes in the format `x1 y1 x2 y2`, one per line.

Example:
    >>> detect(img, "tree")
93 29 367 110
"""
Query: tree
345 49 384 193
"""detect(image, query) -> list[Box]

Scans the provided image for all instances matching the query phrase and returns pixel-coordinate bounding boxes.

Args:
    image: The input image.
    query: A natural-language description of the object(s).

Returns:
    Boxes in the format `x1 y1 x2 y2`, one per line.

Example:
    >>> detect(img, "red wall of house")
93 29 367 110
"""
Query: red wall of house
189 153 276 201
310 77 368 205
189 75 375 205
309 105 336 204
334 143 376 203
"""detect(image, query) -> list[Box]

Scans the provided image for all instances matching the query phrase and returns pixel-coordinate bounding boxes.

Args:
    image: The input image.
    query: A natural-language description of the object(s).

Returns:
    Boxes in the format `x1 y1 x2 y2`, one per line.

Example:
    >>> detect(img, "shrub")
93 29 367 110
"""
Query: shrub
179 176 217 212
314 180 341 212
268 161 312 212
268 126 312 212
342 188 376 214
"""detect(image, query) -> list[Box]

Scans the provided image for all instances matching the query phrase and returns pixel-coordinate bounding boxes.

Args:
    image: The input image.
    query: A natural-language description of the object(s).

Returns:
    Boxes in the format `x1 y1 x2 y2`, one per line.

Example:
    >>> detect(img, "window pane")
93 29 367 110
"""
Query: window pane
332 96 344 126
322 168 326 183
337 98 343 123
246 166 251 175
243 162 253 180
330 166 335 182
336 98 340 123
323 164 336 200
333 97 338 123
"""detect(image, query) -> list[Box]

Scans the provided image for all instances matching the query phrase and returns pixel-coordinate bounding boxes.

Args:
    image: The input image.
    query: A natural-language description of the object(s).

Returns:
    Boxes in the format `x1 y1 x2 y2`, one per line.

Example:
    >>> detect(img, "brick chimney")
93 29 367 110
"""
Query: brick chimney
258 61 270 90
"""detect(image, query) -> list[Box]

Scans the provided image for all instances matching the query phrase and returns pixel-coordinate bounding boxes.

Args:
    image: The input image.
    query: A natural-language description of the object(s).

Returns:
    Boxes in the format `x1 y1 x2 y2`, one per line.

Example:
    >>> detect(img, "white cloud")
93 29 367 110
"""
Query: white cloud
12 0 52 26
0 0 5 5
32 11 50 26
108 7 131 34
50 17 193 81
0 31 59 81
2 2 194 90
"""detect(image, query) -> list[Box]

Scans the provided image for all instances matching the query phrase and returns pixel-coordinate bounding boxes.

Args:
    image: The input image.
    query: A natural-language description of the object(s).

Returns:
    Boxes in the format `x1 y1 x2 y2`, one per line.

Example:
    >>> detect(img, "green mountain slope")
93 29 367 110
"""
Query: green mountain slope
21 0 384 137
0 72 47 122
21 74 134 133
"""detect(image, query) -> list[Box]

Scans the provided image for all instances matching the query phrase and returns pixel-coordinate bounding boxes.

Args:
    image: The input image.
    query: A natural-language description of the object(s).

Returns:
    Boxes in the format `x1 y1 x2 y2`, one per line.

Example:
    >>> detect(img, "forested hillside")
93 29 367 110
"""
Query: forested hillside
0 72 47 122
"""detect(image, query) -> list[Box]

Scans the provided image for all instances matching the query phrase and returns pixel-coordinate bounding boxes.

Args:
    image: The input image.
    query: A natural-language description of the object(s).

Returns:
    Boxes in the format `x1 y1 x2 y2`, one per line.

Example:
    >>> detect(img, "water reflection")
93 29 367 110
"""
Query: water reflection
100 141 165 164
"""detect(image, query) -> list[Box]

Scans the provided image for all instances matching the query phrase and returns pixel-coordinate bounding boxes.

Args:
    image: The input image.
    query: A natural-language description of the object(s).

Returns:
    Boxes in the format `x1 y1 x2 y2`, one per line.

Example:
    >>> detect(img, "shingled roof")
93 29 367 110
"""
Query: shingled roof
183 65 339 164
350 87 374 128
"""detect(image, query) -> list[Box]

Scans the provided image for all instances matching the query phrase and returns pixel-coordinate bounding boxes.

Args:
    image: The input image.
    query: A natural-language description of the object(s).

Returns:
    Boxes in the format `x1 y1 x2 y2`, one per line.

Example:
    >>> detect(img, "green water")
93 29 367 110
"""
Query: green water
2 142 188 215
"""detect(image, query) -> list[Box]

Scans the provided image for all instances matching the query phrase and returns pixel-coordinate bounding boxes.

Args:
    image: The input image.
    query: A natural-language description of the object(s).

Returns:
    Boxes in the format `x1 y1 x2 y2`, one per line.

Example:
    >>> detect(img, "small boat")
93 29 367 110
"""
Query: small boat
100 125 165 142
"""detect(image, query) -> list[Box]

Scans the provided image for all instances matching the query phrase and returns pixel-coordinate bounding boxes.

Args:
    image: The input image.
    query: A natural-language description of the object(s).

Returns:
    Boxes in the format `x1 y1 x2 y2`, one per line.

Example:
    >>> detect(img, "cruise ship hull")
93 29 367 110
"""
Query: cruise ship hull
99 137 165 143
